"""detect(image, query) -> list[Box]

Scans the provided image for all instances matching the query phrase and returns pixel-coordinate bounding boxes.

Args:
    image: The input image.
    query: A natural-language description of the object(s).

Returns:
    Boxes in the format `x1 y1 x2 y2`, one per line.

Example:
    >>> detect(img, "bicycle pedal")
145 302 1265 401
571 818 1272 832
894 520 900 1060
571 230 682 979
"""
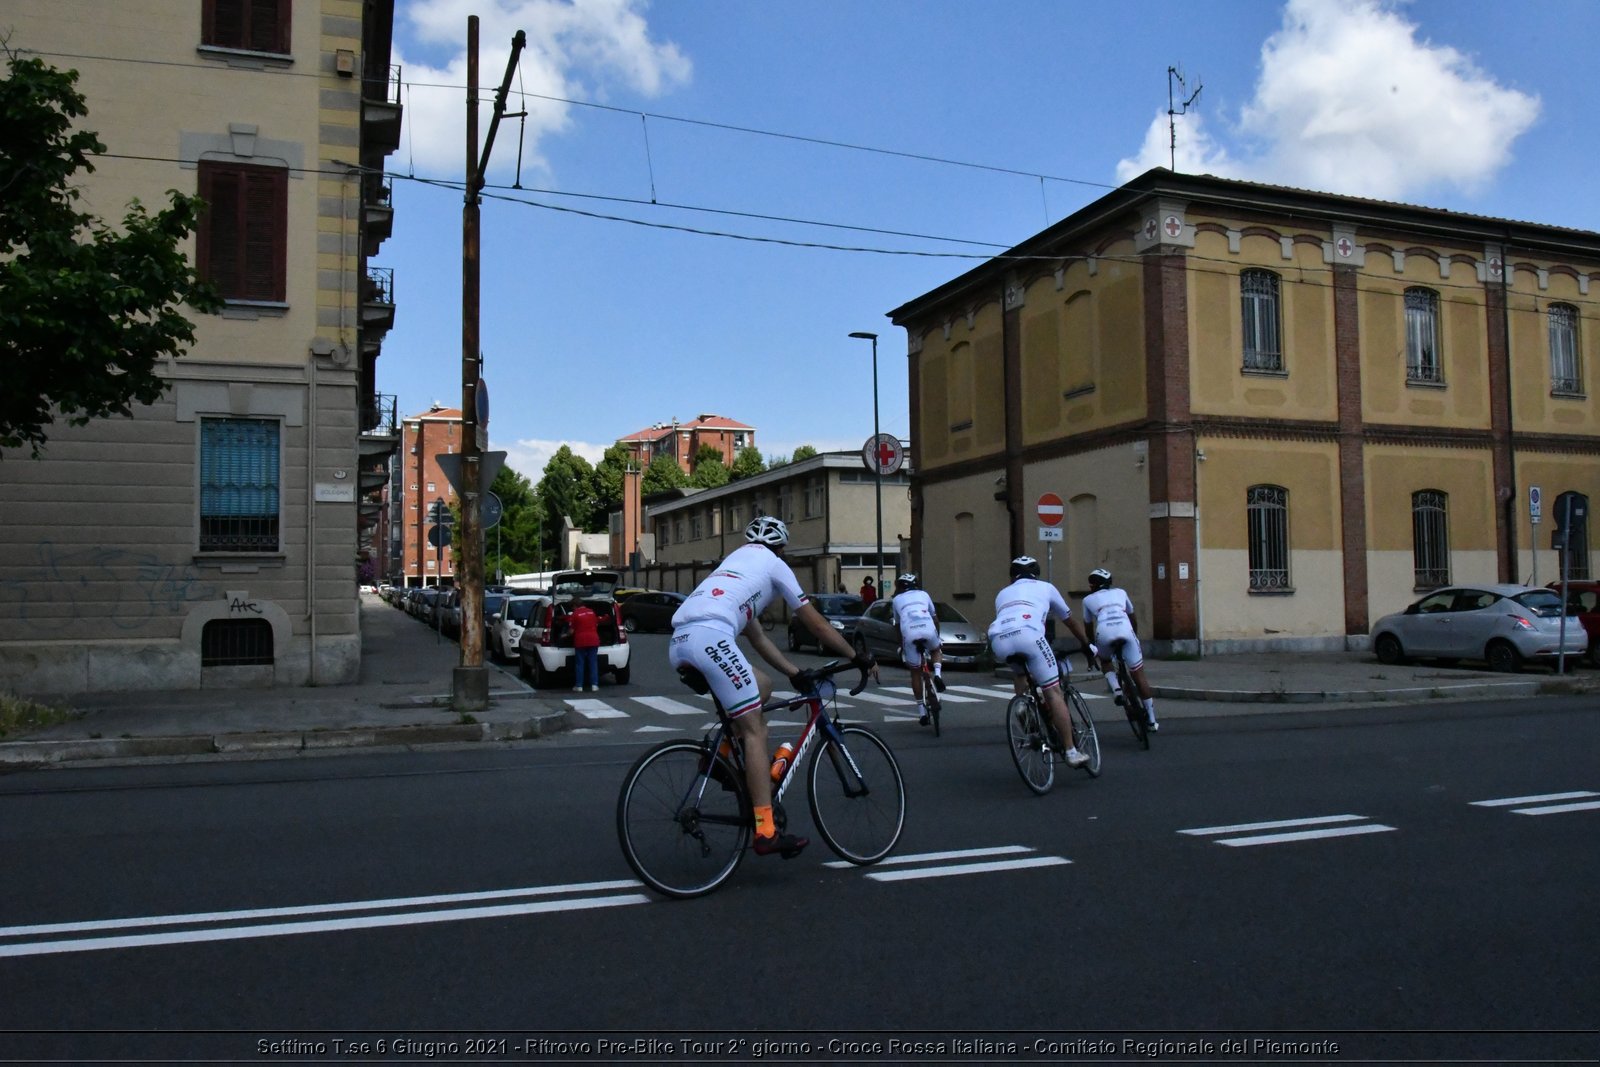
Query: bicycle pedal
1113 694 1125 707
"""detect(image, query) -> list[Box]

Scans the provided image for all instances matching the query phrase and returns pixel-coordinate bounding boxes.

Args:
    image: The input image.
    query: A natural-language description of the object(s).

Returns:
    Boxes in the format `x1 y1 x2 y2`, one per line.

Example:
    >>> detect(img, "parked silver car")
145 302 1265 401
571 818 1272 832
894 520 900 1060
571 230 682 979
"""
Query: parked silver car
851 598 991 668
1370 584 1588 672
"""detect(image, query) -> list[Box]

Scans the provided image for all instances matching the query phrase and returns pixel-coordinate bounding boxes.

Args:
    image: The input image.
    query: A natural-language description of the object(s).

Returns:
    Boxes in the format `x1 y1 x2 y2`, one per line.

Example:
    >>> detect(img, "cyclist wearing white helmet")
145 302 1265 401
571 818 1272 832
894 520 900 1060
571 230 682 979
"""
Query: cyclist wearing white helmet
987 556 1095 767
1082 568 1157 731
670 515 877 858
890 573 944 726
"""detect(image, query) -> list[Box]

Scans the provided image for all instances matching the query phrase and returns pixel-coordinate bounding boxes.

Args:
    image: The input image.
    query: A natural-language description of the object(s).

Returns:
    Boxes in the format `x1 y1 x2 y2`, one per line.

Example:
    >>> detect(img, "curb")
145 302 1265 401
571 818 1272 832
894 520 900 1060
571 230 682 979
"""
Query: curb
0 710 573 768
1152 680 1544 704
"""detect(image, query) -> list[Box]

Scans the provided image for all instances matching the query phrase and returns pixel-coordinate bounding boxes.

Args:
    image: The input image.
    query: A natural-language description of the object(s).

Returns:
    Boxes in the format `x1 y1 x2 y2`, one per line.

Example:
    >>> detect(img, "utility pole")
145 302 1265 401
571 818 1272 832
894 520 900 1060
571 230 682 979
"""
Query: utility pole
454 17 526 712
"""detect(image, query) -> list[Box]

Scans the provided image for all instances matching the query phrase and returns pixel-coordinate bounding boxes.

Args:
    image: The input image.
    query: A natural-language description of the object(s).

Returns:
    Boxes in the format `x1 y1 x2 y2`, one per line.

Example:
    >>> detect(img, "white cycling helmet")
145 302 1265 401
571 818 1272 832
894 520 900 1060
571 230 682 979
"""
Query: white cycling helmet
1088 567 1112 589
1010 555 1040 579
745 515 789 547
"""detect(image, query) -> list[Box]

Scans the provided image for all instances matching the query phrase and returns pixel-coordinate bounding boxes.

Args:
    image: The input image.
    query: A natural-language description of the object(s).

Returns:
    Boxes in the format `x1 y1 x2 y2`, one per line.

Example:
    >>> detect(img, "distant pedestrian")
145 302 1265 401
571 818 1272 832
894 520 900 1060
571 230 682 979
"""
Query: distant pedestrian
859 576 877 605
569 595 601 692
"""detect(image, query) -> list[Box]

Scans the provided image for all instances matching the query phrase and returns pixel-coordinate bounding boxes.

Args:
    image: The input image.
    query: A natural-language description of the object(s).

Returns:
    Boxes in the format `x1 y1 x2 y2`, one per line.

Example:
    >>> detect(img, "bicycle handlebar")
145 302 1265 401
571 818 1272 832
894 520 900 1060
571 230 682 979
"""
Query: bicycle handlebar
807 658 872 697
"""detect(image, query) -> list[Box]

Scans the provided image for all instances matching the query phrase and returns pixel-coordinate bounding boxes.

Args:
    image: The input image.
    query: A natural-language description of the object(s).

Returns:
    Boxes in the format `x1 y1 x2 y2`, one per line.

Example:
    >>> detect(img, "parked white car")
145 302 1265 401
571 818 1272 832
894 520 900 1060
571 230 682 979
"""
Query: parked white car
515 570 632 687
489 594 548 663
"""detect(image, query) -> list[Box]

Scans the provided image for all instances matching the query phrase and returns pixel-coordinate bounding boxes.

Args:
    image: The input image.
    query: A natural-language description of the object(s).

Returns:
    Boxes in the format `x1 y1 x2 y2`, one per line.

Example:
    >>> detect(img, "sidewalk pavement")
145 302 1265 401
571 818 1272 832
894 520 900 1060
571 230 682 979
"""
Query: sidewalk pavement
3 596 1596 769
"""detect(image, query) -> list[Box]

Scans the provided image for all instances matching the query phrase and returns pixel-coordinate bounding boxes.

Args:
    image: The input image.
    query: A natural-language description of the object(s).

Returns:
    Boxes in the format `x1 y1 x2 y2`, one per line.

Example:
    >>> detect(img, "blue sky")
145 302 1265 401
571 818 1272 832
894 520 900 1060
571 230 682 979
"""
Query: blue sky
379 0 1596 482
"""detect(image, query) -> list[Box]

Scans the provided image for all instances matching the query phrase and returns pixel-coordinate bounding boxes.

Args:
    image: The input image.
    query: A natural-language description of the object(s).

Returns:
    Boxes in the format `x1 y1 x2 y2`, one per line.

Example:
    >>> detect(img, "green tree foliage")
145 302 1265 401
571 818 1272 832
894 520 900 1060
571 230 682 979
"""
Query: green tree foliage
792 444 818 461
486 465 542 577
537 446 597 534
591 443 630 517
766 452 789 467
1 52 221 456
689 443 730 488
641 453 689 496
731 445 766 480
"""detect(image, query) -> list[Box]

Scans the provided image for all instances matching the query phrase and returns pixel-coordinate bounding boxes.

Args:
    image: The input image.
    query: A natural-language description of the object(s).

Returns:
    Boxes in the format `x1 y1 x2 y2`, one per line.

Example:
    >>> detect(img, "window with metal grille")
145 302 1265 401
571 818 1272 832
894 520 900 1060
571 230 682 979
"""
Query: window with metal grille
1405 287 1443 383
1549 303 1582 394
1240 269 1283 371
200 417 280 552
1553 491 1591 580
1247 485 1290 591
197 161 287 303
1411 490 1450 588
201 618 274 666
202 0 290 54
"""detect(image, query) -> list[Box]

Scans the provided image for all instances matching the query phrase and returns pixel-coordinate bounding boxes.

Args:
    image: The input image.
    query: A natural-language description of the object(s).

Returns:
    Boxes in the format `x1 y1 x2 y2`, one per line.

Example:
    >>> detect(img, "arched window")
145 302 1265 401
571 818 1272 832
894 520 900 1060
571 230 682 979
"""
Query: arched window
1405 287 1442 383
1549 303 1582 394
1240 269 1283 372
1553 491 1591 580
1411 490 1449 589
1247 485 1290 591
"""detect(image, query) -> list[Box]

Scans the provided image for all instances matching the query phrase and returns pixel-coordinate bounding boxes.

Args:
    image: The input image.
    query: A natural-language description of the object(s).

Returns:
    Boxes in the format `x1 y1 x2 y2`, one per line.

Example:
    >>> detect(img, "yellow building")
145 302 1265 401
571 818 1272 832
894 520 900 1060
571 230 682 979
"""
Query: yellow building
0 1 402 691
889 169 1597 652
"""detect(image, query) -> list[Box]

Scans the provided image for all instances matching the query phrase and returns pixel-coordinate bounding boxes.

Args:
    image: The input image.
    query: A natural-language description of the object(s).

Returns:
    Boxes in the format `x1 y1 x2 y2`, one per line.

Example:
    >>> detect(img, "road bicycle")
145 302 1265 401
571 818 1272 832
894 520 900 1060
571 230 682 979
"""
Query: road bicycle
914 638 941 737
1103 637 1149 750
1003 655 1100 795
616 660 905 898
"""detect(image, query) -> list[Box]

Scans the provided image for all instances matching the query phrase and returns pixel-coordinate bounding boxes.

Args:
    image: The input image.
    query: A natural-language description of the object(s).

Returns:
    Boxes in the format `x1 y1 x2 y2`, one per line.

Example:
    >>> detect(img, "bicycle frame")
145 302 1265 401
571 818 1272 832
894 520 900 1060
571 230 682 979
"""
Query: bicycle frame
706 675 863 807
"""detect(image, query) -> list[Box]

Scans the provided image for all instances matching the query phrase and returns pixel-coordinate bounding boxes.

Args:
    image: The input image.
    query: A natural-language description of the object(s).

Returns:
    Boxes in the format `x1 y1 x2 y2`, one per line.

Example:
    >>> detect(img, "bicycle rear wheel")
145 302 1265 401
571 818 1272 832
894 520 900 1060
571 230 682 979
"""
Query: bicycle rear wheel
1118 658 1148 749
924 665 942 737
807 725 905 864
1066 686 1101 777
617 740 750 898
1006 694 1054 795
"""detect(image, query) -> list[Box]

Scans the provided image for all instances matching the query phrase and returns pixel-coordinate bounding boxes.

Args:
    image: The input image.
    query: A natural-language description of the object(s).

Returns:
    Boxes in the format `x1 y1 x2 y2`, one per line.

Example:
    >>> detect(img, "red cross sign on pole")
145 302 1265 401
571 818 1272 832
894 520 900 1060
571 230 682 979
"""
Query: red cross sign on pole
862 433 904 476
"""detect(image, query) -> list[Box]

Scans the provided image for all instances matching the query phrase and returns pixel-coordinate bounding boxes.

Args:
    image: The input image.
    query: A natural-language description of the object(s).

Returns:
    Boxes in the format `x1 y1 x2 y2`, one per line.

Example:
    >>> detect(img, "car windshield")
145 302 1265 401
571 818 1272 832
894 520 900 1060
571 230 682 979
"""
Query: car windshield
934 603 970 624
1513 589 1568 617
483 594 507 616
813 595 866 616
507 599 541 623
553 575 617 597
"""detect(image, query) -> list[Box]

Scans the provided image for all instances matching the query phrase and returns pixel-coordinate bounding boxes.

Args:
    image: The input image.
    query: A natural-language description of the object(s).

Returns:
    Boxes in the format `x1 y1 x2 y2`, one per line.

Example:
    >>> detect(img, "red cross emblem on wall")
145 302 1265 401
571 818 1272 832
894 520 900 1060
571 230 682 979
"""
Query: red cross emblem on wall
1336 237 1353 258
1144 219 1158 241
1163 215 1183 238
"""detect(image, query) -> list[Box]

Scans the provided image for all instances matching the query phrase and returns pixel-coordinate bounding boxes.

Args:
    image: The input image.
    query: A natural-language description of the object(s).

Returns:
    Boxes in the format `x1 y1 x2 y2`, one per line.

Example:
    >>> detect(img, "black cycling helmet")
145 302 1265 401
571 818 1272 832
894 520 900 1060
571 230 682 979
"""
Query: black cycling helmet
1010 555 1040 580
894 573 918 591
744 515 789 547
1088 567 1112 590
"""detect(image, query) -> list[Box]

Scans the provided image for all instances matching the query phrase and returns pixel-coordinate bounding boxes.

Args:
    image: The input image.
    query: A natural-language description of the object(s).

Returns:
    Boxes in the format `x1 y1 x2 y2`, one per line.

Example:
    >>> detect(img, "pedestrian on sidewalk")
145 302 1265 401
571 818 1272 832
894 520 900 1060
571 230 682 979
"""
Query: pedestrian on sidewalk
568 595 601 692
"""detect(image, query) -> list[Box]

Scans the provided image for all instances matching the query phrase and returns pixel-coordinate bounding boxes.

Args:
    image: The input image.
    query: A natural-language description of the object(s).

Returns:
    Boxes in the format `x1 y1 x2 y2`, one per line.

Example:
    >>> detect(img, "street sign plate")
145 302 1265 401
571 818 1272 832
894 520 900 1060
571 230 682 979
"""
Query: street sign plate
483 491 503 530
428 525 451 548
1039 526 1063 542
1037 492 1064 527
861 434 904 476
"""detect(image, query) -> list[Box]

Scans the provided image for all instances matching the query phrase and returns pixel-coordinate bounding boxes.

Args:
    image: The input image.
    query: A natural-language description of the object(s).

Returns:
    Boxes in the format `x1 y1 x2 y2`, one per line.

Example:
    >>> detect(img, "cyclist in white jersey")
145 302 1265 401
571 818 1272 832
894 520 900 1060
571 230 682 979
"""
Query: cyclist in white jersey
670 516 876 858
889 573 945 726
987 556 1095 768
1081 568 1157 731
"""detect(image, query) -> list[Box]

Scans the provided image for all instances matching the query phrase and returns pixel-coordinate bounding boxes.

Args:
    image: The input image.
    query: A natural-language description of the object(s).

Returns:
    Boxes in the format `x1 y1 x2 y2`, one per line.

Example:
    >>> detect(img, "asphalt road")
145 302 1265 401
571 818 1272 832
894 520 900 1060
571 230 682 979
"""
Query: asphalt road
1 695 1595 1063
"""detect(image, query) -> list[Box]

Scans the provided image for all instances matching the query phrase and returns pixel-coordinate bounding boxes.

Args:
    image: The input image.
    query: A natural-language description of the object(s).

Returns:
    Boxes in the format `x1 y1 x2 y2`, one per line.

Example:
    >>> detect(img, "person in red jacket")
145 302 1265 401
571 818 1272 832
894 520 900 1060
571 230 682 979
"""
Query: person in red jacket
568 595 601 692
859 576 877 605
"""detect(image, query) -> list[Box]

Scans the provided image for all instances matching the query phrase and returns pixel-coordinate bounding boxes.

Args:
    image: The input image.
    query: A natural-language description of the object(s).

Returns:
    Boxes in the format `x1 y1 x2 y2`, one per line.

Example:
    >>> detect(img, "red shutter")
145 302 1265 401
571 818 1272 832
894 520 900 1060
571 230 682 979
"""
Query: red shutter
202 1 288 53
197 162 285 302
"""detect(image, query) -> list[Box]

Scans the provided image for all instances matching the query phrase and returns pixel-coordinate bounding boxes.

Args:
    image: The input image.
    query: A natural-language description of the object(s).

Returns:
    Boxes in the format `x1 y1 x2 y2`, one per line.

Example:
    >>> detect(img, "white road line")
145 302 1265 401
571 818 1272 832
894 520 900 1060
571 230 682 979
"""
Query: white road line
0 880 644 940
867 856 1070 882
1216 825 1397 847
880 686 983 704
1179 814 1369 836
948 685 1009 698
823 845 1034 869
0 895 650 959
564 699 627 719
842 690 916 707
1511 800 1600 816
633 725 675 733
630 696 705 716
1471 791 1598 807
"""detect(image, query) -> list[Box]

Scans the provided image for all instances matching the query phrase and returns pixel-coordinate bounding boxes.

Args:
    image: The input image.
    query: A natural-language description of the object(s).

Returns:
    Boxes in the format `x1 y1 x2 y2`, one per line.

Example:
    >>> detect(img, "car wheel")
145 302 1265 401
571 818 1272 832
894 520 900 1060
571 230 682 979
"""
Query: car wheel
1374 633 1405 665
516 650 531 682
534 657 553 688
623 616 637 633
1485 640 1522 673
853 634 869 658
613 665 631 685
788 626 803 653
1588 638 1600 669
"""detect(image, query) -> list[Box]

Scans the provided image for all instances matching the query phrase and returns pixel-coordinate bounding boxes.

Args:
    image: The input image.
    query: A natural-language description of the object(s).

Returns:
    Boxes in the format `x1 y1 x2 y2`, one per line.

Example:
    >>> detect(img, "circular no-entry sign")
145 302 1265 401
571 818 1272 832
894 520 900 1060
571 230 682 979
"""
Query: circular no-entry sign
1037 492 1064 527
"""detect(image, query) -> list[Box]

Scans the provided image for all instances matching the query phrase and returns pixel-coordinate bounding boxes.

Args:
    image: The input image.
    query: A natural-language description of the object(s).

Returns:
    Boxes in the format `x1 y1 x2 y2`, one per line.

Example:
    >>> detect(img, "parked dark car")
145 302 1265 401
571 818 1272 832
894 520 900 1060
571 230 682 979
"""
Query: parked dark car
618 590 686 633
851 598 991 668
787 594 866 652
1370 583 1587 672
1550 580 1600 666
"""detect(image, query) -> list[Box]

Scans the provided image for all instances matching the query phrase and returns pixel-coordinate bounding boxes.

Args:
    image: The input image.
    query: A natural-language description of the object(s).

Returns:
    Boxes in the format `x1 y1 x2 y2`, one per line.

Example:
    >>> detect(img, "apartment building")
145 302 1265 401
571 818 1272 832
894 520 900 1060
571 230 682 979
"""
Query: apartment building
635 452 910 600
611 414 755 569
889 168 1597 651
0 0 402 691
394 405 464 588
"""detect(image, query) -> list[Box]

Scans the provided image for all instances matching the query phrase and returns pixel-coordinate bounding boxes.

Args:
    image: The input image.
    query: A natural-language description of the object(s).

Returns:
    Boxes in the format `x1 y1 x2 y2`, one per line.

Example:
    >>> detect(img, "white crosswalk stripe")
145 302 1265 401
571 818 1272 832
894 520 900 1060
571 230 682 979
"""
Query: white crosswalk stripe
564 698 627 719
1471 790 1600 816
880 685 983 703
629 696 705 716
1179 813 1396 847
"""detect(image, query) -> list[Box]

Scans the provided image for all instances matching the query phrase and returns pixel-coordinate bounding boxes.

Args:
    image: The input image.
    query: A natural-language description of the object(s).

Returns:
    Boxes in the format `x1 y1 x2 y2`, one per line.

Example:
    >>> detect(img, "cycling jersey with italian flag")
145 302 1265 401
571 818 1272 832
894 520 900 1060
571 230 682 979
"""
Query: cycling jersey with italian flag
988 577 1072 638
670 543 809 638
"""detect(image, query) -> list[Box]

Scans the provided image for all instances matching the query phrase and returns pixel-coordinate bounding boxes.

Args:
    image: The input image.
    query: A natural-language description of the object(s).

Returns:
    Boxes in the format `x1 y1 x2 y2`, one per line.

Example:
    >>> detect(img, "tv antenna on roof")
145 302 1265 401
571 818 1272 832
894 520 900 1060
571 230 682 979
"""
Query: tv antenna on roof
1167 66 1203 172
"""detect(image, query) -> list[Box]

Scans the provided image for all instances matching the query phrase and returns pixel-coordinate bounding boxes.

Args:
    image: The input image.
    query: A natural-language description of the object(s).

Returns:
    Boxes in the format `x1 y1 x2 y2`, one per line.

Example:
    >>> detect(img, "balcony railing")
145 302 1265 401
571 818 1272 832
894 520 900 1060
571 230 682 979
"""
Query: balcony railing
361 392 398 436
364 63 402 106
364 266 395 305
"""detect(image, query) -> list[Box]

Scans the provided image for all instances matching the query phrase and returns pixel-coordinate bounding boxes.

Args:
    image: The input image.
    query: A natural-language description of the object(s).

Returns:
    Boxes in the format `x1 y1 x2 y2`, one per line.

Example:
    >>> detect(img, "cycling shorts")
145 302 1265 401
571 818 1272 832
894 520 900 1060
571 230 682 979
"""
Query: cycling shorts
989 627 1064 690
899 622 941 667
1095 627 1144 670
669 624 763 719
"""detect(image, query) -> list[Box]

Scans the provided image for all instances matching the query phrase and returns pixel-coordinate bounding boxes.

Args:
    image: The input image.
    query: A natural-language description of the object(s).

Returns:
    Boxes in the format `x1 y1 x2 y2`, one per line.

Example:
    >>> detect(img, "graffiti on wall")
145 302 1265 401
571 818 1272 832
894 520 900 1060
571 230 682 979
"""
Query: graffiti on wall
0 542 222 633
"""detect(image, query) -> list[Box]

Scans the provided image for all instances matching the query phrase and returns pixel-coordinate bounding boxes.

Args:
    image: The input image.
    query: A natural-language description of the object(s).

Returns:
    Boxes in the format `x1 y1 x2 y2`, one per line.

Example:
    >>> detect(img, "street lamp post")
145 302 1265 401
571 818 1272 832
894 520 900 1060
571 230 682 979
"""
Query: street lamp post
850 331 883 593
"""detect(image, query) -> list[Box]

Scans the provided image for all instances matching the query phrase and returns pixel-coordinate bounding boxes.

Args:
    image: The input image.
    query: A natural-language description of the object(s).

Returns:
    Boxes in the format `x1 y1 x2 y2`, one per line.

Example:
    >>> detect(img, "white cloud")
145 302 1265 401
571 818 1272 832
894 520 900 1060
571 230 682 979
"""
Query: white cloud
1115 109 1241 185
395 0 691 180
1117 0 1540 200
495 436 608 480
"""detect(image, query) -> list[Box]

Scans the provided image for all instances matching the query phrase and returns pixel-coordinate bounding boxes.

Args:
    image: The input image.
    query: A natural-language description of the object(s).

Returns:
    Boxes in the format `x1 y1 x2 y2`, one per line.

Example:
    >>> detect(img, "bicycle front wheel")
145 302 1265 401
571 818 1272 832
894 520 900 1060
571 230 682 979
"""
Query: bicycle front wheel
1118 660 1149 749
1066 686 1102 777
807 725 905 864
1006 694 1054 795
617 740 750 898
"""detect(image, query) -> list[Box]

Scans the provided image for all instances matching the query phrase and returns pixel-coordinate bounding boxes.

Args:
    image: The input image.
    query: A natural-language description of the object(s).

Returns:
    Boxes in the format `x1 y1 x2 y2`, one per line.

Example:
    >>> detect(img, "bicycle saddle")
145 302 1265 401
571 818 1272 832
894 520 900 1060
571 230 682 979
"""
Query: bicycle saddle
676 666 711 695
